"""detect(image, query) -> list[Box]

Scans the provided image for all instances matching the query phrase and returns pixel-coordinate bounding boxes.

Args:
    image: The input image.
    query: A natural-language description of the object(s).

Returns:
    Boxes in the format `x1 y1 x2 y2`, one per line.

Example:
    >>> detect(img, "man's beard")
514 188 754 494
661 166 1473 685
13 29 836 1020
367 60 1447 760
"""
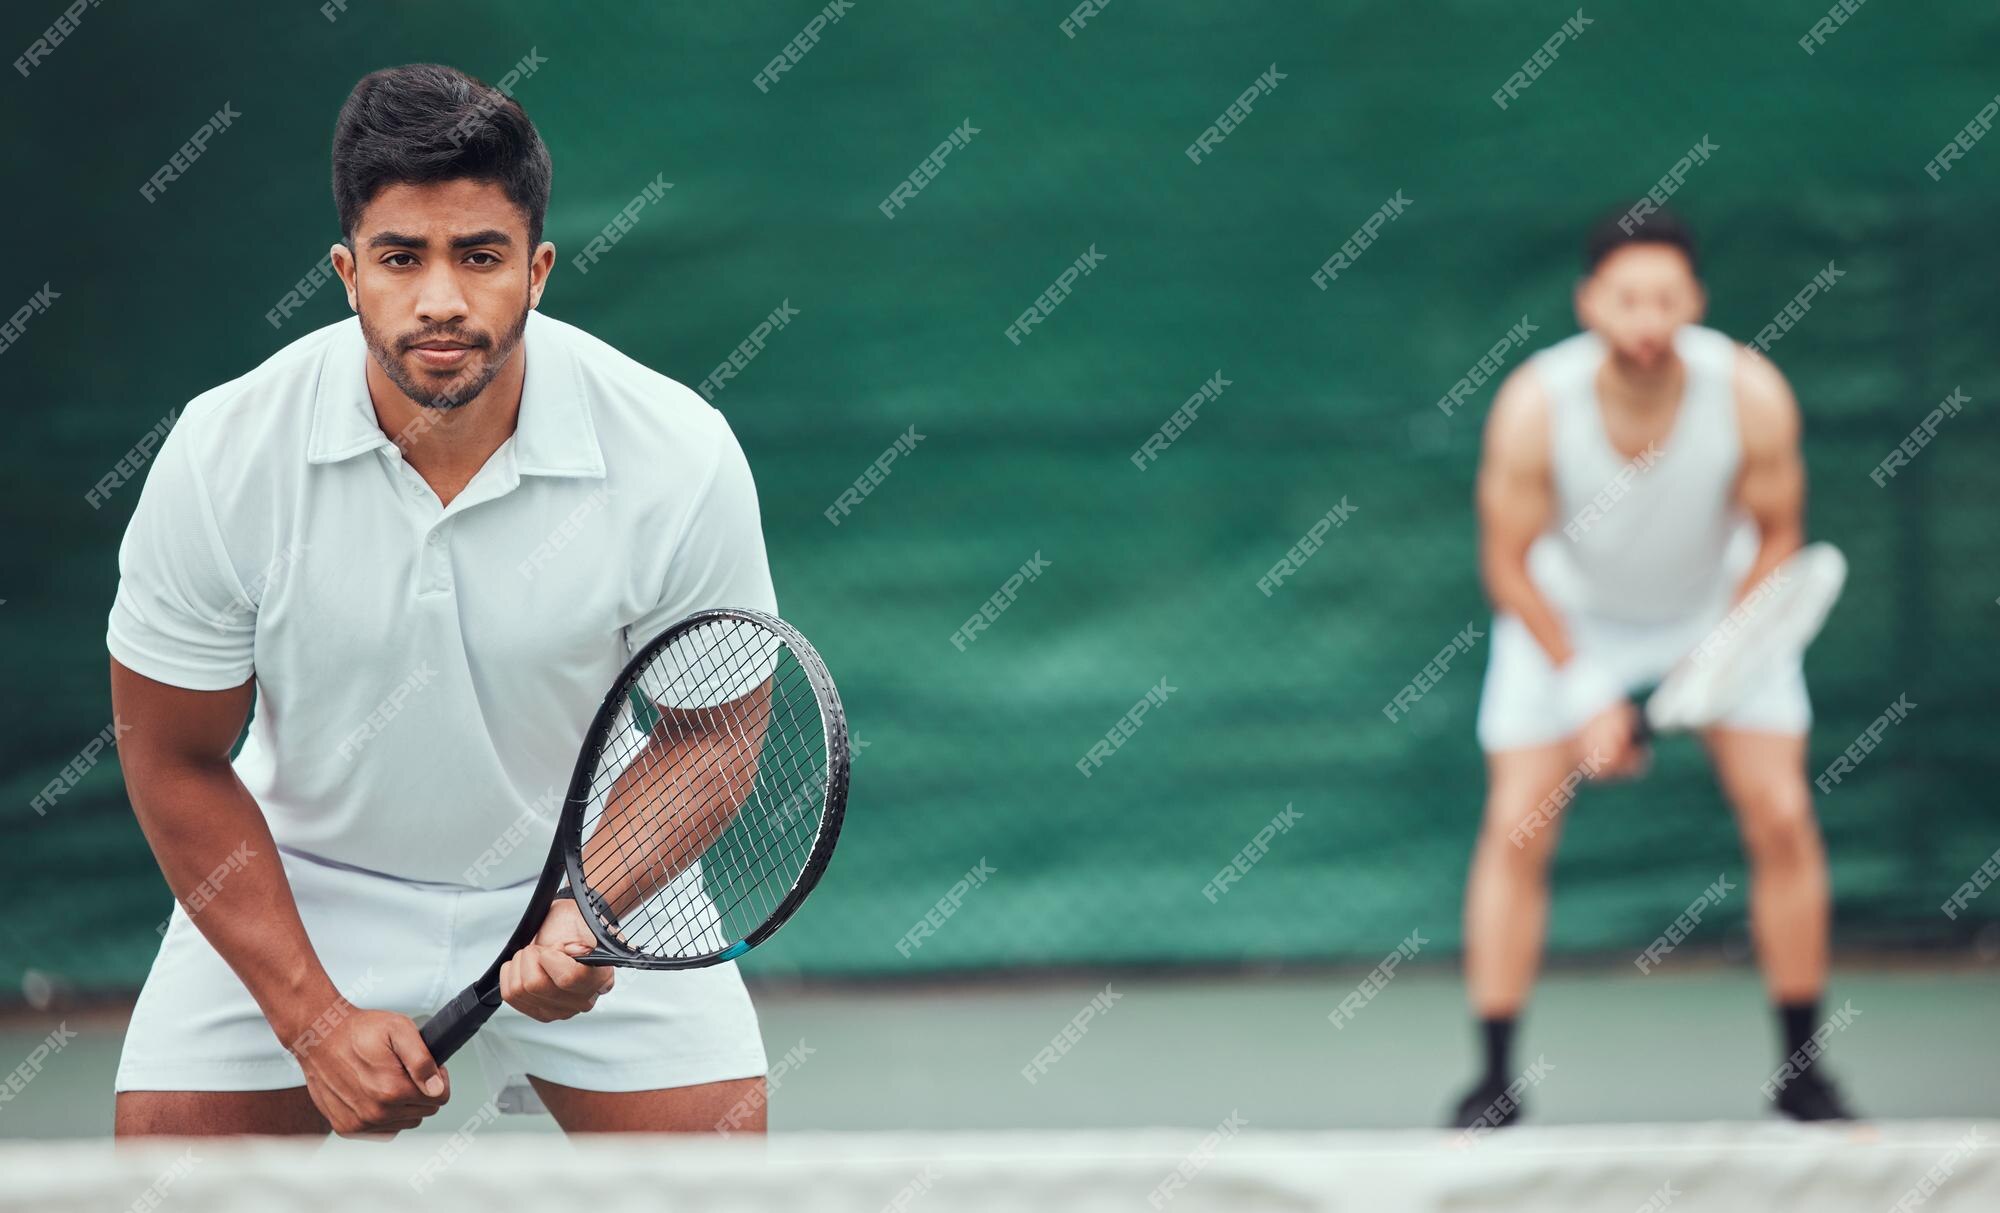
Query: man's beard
1607 340 1677 378
360 297 530 411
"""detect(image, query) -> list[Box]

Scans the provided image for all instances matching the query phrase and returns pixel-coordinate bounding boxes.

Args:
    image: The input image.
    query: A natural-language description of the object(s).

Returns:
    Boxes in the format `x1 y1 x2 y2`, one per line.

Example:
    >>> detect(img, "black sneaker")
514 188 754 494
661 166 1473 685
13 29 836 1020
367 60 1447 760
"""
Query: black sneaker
1773 1068 1857 1122
1449 1076 1524 1131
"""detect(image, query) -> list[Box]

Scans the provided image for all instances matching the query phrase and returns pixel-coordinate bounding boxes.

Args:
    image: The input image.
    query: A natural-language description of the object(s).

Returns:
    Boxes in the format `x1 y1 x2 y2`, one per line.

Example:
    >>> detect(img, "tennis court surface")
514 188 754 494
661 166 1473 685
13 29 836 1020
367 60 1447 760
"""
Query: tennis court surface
4 963 1996 1207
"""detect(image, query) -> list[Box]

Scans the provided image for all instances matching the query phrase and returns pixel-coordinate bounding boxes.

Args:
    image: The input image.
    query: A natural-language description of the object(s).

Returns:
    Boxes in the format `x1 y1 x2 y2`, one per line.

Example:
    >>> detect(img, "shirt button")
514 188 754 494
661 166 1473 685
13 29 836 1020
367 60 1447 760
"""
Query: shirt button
428 532 444 546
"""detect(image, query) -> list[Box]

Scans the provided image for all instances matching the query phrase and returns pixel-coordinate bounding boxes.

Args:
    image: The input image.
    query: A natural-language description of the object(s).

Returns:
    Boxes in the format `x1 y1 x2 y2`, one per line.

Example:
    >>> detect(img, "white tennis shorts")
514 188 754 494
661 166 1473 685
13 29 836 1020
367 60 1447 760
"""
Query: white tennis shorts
1475 607 1811 753
115 848 768 1106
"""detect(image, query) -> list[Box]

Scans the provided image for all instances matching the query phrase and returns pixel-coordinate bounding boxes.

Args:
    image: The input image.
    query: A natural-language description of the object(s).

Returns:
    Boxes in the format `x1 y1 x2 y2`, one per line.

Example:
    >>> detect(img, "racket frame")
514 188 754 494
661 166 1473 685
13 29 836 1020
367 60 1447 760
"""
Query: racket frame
563 607 849 970
419 608 847 1063
1633 541 1846 742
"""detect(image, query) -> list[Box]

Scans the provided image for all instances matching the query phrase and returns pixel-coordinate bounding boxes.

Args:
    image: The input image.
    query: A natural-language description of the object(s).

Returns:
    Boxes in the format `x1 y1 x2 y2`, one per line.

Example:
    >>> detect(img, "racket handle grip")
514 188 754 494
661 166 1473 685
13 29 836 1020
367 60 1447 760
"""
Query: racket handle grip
1628 693 1655 746
420 982 501 1066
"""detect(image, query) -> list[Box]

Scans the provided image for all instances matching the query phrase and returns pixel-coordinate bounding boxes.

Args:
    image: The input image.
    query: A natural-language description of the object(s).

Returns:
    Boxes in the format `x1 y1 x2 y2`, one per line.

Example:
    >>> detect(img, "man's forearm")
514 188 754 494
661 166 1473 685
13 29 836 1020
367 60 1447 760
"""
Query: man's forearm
583 689 770 921
128 758 342 1047
586 733 757 920
1732 524 1803 606
1482 554 1573 669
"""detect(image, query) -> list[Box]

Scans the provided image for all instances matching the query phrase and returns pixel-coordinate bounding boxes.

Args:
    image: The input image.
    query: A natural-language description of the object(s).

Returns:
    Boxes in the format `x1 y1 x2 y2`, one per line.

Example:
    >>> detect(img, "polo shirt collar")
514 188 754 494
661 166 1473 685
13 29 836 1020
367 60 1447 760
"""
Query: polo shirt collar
306 309 606 479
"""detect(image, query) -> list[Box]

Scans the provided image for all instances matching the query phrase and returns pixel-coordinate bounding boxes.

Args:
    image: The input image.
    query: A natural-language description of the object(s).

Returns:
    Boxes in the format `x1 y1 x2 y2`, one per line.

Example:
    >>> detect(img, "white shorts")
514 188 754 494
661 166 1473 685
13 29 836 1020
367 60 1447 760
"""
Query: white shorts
116 848 767 1108
1475 608 1811 752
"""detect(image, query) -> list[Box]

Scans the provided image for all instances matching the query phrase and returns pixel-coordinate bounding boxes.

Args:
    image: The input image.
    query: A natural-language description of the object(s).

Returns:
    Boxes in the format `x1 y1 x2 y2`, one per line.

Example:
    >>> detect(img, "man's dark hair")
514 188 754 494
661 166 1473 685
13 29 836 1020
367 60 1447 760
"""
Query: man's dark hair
1583 206 1699 277
332 64 552 249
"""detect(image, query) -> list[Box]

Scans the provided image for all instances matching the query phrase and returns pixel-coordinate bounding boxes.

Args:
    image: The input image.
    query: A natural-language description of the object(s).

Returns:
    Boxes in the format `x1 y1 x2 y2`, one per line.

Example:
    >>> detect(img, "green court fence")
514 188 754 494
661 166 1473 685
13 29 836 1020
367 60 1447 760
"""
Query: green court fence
3 2 1997 993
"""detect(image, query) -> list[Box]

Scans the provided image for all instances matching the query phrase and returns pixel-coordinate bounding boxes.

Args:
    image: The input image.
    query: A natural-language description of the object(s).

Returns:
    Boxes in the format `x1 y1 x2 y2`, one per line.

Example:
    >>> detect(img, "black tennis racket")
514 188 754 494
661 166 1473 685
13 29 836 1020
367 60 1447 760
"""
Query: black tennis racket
420 608 848 1065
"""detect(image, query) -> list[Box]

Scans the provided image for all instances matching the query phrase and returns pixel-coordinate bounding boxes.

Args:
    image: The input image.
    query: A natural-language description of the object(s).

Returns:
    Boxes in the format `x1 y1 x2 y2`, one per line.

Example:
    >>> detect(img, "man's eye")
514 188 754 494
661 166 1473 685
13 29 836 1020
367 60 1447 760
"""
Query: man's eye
466 251 500 266
382 253 417 268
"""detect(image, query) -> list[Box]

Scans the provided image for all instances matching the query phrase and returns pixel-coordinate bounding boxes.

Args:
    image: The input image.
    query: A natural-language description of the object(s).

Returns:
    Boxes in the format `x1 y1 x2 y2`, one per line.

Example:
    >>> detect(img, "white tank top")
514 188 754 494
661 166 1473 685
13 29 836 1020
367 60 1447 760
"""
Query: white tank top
1526 324 1754 623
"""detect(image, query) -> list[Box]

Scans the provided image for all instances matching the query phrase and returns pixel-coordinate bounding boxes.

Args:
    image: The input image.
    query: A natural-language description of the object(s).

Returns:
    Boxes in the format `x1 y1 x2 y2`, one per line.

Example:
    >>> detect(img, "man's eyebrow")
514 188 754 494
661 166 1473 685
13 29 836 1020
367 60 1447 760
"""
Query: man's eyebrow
364 229 516 251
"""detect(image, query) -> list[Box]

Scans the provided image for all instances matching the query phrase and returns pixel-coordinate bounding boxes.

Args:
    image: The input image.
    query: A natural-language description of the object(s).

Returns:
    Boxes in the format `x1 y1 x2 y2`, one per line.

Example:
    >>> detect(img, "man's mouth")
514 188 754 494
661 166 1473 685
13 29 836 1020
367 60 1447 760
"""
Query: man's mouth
409 340 476 368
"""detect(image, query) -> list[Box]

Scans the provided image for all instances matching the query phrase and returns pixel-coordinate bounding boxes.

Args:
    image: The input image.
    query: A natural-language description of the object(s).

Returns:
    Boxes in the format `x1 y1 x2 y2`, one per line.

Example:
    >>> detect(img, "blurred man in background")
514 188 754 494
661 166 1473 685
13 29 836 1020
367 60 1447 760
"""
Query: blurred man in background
1452 211 1853 1127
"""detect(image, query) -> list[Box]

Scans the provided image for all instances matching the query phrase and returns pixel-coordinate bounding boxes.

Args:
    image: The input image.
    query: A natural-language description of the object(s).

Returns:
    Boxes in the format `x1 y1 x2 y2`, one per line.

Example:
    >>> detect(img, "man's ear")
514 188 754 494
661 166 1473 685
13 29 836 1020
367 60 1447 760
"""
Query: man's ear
329 242 359 312
528 241 557 310
1572 276 1592 333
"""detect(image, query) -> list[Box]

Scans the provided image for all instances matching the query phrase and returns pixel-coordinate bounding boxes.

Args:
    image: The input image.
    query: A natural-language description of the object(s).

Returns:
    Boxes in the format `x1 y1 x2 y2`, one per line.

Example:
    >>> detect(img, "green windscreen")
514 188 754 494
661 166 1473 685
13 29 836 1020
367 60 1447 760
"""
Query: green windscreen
2 3 1994 992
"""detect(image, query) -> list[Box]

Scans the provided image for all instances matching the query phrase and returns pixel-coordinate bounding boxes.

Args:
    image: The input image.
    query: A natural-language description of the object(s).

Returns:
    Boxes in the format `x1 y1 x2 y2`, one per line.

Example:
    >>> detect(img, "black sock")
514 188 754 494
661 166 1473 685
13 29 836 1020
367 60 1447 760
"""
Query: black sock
1778 998 1821 1060
1479 1016 1515 1086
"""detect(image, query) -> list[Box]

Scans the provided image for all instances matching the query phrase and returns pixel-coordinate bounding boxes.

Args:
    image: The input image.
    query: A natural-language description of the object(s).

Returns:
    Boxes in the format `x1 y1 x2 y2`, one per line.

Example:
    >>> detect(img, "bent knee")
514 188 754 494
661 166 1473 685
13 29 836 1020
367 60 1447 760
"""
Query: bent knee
1481 794 1567 865
1737 780 1820 864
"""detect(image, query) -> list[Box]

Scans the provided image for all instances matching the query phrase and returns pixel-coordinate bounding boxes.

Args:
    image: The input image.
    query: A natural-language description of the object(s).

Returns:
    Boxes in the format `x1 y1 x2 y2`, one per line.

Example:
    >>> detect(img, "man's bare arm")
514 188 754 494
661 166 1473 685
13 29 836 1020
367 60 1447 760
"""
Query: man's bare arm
112 658 449 1133
1476 367 1573 667
110 659 342 1045
1477 367 1642 773
1732 349 1807 596
582 681 772 923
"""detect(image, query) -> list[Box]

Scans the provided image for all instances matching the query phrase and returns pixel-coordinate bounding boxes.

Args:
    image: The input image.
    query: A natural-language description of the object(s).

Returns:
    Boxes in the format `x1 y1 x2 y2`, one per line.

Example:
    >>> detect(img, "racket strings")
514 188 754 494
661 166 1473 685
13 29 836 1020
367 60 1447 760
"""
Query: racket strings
583 633 814 954
583 620 796 931
614 666 814 944
587 618 784 856
575 617 830 959
680 669 829 935
635 678 825 951
579 628 753 902
591 627 813 926
592 719 798 944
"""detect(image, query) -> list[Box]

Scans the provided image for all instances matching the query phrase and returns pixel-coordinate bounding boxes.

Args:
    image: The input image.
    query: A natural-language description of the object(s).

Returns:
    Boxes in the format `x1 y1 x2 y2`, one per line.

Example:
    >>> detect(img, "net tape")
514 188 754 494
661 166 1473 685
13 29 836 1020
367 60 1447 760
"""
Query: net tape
6 1124 1995 1212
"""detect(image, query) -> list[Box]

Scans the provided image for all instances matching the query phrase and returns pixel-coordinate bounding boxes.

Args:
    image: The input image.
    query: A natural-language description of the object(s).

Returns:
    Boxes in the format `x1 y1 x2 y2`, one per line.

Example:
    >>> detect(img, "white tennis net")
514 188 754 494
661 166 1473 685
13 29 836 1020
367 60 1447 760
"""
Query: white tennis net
3 1123 1995 1212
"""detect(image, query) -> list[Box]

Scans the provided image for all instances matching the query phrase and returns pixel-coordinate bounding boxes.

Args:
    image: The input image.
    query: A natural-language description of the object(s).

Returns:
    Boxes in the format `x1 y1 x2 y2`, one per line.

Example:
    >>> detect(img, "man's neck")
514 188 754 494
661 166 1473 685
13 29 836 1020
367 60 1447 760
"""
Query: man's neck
366 349 526 505
1596 350 1686 416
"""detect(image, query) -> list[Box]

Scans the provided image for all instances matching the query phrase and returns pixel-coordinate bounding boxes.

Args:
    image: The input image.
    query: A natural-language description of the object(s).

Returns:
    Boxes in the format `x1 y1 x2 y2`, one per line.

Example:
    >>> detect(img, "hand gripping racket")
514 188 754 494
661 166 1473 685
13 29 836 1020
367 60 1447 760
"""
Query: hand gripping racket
420 608 848 1065
1634 542 1847 741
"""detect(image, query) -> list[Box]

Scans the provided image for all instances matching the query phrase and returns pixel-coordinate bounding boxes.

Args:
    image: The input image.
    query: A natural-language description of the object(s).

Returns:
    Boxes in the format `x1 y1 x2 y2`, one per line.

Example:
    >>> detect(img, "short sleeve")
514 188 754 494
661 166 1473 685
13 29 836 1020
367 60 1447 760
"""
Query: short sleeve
626 415 779 658
105 425 256 690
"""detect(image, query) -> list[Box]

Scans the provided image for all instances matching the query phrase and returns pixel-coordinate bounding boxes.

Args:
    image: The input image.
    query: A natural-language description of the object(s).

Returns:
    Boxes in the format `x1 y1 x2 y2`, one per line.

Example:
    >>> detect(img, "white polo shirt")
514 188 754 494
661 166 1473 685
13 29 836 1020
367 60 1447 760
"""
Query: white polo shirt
107 309 777 887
